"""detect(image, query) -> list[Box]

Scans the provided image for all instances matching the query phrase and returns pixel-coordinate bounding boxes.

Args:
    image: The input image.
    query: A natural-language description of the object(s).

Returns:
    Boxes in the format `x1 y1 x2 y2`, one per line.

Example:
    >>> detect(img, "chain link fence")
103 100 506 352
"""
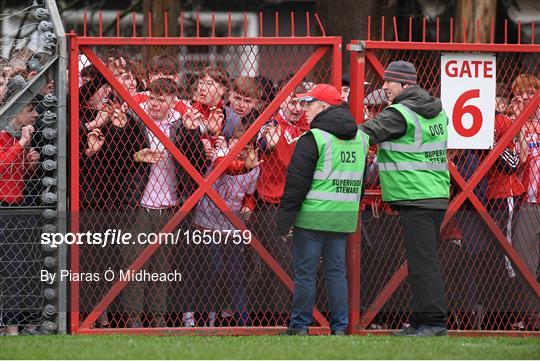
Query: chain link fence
69 12 340 333
350 23 539 332
0 0 67 335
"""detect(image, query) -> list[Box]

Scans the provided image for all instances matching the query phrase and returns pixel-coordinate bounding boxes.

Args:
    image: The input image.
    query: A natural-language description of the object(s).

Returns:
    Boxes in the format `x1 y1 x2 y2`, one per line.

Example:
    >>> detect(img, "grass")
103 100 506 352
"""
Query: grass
1 335 539 359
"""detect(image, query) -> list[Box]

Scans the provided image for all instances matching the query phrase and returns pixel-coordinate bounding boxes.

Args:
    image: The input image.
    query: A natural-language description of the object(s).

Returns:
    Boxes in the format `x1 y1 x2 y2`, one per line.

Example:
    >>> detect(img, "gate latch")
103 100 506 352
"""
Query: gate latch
347 42 365 52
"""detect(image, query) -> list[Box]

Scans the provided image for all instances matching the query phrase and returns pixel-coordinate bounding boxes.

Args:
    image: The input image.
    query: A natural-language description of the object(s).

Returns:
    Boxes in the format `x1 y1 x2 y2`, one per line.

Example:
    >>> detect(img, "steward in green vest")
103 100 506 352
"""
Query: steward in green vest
276 83 368 336
276 85 369 235
359 60 450 337
377 103 450 203
294 128 369 232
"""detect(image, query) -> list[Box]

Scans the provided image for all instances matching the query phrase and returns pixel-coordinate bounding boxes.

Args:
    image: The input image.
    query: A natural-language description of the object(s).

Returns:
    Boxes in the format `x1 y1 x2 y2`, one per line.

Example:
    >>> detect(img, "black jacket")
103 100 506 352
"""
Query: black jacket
275 104 360 235
126 114 208 207
358 86 449 210
79 110 150 209
174 125 208 202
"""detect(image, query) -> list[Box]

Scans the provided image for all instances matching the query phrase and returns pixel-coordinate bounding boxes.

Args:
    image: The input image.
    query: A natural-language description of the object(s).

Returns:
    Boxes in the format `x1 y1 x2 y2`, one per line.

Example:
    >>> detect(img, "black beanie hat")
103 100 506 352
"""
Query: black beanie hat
383 61 417 85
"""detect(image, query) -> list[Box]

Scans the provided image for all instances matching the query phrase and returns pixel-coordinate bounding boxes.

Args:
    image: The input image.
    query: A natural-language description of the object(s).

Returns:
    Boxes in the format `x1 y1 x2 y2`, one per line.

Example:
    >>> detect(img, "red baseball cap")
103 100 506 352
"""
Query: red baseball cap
295 84 342 106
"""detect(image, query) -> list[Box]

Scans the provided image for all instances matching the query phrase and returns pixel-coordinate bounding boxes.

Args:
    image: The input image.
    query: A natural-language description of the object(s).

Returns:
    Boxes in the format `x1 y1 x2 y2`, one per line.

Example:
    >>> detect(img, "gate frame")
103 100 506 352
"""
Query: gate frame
347 17 540 336
68 12 342 335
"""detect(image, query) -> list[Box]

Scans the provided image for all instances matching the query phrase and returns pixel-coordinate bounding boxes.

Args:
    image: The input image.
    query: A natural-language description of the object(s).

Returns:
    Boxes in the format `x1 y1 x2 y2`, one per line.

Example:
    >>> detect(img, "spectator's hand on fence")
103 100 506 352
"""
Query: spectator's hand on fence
244 145 261 170
107 56 127 76
85 128 105 157
206 106 224 135
280 227 293 242
19 124 35 147
215 136 228 152
40 80 54 95
97 110 111 127
12 65 26 74
263 123 282 150
202 138 216 160
110 101 128 128
134 148 163 163
26 148 40 168
85 110 111 131
183 109 202 130
240 206 252 222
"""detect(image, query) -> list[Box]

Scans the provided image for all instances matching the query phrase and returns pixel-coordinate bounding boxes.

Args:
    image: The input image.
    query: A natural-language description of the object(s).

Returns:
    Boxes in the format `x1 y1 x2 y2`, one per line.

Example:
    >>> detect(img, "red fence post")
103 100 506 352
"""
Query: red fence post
347 40 365 123
346 40 365 334
332 38 342 90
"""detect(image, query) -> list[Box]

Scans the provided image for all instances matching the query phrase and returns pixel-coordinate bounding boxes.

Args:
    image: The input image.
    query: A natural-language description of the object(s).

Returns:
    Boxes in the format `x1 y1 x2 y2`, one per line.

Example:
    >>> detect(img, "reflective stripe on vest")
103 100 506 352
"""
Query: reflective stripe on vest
378 162 449 172
305 190 362 203
313 128 369 180
294 128 369 233
380 105 447 152
377 103 450 202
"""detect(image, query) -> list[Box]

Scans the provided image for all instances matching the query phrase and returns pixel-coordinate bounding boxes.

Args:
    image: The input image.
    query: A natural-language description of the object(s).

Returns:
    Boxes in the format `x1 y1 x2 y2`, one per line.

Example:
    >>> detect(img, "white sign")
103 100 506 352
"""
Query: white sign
441 53 496 149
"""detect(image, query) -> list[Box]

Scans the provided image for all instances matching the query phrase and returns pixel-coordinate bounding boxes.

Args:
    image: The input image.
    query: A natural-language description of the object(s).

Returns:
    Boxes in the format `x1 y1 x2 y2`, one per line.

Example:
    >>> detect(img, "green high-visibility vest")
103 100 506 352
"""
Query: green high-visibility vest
294 128 369 233
377 103 450 202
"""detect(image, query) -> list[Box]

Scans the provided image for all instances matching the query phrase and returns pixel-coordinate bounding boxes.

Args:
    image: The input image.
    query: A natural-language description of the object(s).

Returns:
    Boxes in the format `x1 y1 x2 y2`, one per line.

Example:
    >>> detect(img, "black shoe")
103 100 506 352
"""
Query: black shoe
392 326 416 336
408 325 448 337
331 330 348 336
283 327 308 336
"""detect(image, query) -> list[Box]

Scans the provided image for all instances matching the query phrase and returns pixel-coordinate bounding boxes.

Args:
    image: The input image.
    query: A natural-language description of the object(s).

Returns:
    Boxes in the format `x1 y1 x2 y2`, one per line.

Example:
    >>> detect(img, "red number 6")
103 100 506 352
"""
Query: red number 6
452 89 483 137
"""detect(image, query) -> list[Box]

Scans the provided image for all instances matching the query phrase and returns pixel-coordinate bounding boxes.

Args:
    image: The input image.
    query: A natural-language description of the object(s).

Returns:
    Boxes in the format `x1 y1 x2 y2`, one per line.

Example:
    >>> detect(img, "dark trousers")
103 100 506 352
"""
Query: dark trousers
290 227 348 332
122 208 173 316
207 242 249 326
250 200 293 312
398 207 448 327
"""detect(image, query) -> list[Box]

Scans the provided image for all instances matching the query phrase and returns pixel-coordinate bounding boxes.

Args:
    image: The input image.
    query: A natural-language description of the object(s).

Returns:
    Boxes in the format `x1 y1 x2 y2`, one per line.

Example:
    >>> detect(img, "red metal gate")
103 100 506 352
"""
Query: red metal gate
68 12 539 336
348 17 540 335
68 12 342 335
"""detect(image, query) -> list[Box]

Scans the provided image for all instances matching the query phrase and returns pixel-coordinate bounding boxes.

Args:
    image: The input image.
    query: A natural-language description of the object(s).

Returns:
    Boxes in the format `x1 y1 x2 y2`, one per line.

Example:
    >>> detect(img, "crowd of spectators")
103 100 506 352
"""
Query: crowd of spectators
1 47 56 336
1 45 538 332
